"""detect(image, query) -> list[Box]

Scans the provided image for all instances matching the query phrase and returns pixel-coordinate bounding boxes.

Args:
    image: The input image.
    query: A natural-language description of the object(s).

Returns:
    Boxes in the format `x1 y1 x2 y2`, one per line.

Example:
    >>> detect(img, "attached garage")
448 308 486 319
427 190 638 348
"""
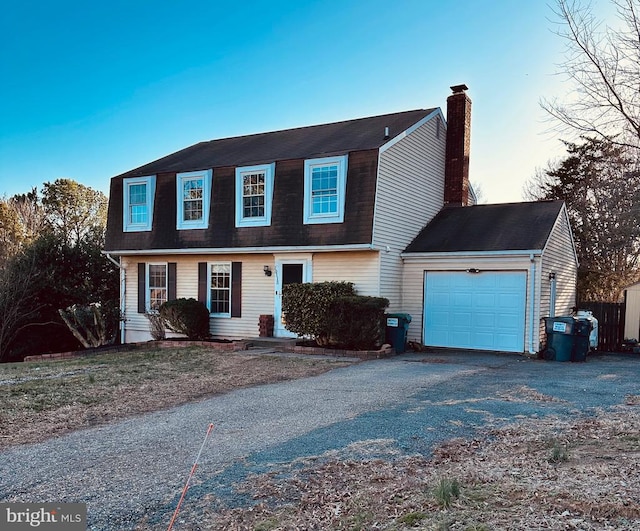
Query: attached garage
424 271 526 352
401 201 578 355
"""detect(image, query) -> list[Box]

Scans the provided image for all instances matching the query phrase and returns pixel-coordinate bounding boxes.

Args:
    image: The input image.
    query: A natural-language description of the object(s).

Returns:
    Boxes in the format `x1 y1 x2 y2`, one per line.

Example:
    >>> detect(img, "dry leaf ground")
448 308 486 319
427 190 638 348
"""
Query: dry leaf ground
188 406 640 530
2 347 639 530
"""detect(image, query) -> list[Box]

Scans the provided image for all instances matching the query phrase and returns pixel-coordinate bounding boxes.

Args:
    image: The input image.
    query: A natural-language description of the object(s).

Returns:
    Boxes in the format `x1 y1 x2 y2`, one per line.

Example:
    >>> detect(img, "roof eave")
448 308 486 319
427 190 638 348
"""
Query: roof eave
379 108 443 154
401 249 544 260
103 243 377 257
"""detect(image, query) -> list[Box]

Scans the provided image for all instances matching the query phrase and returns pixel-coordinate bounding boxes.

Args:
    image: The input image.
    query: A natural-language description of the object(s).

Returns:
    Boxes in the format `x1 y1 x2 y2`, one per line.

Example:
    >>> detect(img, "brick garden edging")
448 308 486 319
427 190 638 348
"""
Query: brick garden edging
23 339 391 362
23 339 249 362
282 343 395 360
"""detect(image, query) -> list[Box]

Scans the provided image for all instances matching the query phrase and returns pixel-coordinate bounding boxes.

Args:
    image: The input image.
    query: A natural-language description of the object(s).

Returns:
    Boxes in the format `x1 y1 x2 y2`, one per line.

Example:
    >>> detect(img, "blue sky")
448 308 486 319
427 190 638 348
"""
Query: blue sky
0 0 597 203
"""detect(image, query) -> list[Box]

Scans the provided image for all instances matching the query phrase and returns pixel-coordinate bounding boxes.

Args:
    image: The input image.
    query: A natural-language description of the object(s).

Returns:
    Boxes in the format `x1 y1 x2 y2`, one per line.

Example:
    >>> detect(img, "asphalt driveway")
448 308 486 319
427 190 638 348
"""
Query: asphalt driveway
1 350 639 530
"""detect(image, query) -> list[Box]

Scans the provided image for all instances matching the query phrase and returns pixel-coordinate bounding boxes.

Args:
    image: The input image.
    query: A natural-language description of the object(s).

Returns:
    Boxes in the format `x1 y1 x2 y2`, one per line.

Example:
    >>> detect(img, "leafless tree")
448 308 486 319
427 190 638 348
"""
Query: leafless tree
10 188 46 241
542 0 640 149
0 255 45 361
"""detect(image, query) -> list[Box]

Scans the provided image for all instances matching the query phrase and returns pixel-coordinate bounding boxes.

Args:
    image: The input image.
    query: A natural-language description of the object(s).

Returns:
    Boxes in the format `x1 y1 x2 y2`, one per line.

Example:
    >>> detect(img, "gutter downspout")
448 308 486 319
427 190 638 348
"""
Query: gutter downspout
529 253 536 354
105 253 126 345
549 273 557 318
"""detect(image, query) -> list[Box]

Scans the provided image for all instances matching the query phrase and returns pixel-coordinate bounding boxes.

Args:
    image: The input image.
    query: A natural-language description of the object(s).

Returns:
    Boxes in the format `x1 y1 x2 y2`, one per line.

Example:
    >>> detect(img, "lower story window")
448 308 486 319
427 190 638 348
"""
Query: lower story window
209 263 231 316
148 264 167 311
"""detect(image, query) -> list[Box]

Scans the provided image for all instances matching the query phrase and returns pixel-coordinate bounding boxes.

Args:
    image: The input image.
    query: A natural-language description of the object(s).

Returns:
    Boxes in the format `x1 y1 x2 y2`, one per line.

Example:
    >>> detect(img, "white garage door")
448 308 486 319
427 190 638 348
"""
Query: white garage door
423 271 527 353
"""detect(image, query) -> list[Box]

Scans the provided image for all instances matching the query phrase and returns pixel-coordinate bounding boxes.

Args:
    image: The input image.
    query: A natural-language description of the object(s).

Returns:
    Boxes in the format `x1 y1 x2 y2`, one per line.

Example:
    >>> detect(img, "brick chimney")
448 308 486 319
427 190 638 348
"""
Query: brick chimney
444 84 471 206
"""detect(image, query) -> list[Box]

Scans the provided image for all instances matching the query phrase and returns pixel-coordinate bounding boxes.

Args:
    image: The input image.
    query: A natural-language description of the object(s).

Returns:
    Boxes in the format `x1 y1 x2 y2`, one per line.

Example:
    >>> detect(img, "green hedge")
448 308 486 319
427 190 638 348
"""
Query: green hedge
328 295 389 349
282 282 355 345
159 298 210 340
282 281 388 348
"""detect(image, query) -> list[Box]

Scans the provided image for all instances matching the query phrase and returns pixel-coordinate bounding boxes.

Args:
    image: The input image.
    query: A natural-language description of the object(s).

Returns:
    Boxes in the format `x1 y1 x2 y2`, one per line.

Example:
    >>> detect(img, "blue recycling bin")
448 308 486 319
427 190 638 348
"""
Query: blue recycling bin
385 313 412 353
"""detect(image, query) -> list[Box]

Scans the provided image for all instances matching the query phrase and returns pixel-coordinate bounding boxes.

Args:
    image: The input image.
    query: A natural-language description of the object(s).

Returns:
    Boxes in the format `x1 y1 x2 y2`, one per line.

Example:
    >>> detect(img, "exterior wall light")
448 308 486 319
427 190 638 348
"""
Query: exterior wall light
263 265 272 277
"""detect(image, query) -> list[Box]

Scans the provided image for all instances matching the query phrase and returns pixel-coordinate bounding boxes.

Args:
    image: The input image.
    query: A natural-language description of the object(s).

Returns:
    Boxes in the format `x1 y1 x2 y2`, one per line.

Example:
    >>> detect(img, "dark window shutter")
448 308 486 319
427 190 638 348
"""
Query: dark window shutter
137 263 146 313
231 261 242 318
168 263 177 301
198 262 208 308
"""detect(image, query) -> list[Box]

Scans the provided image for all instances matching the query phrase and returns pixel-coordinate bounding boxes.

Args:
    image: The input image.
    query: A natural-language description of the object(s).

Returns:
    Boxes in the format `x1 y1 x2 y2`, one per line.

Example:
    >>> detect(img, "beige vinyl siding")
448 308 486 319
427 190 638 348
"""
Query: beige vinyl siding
373 114 446 311
402 254 539 352
122 254 275 342
312 251 380 296
625 283 640 340
400 260 428 344
540 208 578 321
121 251 380 342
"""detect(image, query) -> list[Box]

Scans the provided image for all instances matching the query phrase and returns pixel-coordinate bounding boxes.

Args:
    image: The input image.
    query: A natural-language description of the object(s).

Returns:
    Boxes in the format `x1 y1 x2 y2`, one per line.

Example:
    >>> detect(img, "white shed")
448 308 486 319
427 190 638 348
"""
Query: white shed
624 282 640 341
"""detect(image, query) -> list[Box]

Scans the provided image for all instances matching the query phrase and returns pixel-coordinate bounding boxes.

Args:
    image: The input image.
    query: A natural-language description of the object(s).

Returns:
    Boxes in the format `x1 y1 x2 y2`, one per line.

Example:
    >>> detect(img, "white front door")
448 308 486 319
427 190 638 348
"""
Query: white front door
274 256 312 338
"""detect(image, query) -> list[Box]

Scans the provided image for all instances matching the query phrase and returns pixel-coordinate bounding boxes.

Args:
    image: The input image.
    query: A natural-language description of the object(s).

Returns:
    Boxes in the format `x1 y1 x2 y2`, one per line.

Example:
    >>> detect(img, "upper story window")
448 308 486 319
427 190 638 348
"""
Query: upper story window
147 263 167 312
235 163 275 228
123 176 155 232
176 169 212 230
303 155 348 224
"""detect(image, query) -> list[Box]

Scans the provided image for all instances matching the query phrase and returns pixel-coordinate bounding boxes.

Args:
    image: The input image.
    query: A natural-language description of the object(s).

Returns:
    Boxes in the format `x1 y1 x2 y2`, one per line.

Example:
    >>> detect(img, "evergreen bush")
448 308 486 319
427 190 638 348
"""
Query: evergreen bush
282 282 389 349
328 295 389 349
159 298 210 340
282 282 355 345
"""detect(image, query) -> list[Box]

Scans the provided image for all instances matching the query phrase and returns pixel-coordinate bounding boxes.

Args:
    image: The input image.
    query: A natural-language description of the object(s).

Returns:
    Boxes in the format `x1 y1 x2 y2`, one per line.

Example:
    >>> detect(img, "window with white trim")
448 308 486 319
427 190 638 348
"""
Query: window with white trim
123 176 155 232
235 163 275 227
177 169 212 230
209 262 231 316
147 263 167 312
303 155 347 224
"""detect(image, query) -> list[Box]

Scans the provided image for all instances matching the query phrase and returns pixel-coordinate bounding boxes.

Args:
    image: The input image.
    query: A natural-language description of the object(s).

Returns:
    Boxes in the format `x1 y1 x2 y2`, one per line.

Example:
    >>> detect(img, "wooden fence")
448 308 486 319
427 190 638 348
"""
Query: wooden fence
577 302 626 352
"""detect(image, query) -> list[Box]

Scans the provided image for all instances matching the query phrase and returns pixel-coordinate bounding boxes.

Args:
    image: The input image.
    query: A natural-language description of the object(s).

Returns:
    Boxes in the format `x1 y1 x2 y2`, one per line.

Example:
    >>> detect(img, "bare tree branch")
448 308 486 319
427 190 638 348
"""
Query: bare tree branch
524 137 640 301
542 0 640 148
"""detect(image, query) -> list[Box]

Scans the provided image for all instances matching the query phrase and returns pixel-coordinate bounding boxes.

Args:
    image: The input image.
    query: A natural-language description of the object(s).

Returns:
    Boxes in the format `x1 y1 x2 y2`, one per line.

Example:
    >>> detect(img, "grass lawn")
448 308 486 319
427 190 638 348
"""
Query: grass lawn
0 346 352 449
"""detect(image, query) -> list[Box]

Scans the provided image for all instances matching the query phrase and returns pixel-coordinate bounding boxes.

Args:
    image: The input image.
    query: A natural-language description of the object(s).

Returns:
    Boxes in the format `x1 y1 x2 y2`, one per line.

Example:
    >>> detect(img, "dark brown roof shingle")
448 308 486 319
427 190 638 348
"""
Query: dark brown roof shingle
117 109 436 177
404 200 565 253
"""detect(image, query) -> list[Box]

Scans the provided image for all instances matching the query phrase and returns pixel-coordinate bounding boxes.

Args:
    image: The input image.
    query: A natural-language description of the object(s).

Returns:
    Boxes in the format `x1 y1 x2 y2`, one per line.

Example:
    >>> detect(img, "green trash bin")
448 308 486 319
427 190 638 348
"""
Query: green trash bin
543 317 576 362
385 313 412 353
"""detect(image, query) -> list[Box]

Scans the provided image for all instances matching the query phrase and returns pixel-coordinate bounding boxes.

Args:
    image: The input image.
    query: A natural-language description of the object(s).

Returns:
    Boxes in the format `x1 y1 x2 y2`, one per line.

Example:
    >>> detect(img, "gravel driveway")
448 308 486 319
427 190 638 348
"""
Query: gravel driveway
1 350 638 530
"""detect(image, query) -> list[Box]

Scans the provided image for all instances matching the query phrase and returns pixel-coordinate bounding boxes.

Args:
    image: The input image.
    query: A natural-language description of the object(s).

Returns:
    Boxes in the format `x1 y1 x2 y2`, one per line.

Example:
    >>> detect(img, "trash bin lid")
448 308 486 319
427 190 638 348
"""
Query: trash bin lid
387 313 412 323
544 316 575 334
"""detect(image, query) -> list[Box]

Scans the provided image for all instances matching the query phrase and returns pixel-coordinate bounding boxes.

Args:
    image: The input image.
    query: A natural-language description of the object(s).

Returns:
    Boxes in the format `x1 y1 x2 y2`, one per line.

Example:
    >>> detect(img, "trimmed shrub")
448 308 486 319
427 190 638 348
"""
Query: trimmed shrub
328 295 389 349
159 298 210 340
282 282 355 345
282 282 389 349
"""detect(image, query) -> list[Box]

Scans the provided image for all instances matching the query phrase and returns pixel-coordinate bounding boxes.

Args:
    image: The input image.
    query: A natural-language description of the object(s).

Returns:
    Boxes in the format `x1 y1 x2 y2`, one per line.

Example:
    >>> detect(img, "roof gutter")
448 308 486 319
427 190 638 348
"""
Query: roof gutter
401 249 544 260
102 243 377 257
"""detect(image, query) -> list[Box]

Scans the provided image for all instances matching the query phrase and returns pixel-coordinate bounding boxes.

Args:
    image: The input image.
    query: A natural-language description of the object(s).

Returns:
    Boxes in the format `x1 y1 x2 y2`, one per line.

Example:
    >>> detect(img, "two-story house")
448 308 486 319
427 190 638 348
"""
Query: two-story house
104 85 578 354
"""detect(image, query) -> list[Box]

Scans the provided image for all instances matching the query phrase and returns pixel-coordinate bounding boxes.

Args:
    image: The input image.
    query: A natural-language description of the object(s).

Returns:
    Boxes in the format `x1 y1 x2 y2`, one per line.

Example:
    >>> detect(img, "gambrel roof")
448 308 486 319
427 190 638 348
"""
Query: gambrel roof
118 109 437 178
